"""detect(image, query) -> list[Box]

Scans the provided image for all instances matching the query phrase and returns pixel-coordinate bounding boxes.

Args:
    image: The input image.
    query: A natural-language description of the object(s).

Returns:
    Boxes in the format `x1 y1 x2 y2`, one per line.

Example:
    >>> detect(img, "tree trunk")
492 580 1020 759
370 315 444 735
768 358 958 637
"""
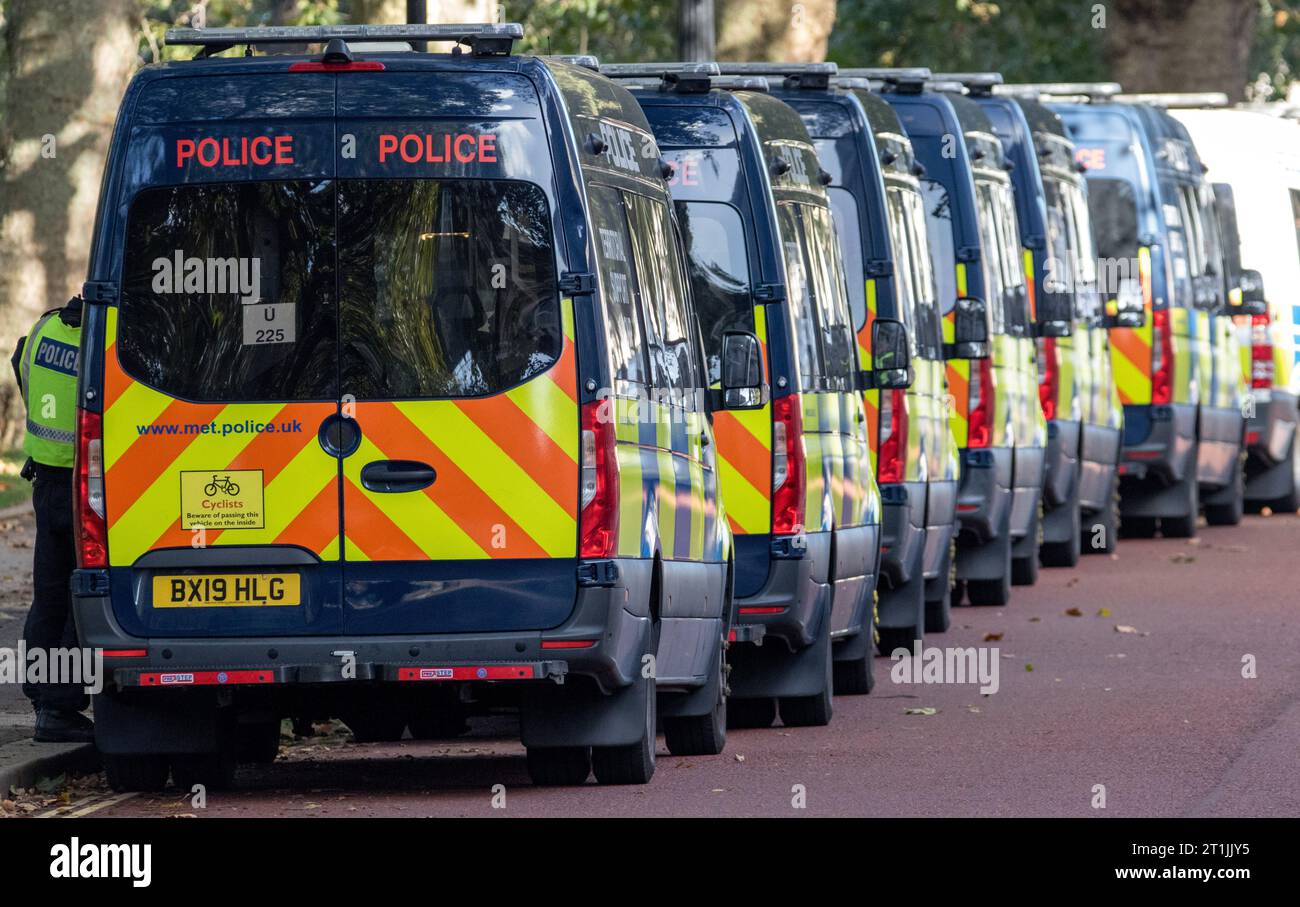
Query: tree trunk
0 0 137 448
1106 0 1258 102
678 0 716 62
717 0 836 63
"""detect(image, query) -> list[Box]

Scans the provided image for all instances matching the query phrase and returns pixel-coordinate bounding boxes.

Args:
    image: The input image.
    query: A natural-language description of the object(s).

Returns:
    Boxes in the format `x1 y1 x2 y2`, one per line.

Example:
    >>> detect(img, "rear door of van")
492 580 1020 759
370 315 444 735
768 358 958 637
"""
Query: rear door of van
106 71 343 638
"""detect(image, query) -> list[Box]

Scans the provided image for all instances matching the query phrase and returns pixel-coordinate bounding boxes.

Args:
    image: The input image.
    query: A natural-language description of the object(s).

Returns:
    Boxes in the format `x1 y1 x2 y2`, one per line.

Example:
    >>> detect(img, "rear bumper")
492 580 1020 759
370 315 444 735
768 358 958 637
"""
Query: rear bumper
731 531 830 652
879 482 926 588
955 447 1013 545
72 559 653 697
1117 403 1197 487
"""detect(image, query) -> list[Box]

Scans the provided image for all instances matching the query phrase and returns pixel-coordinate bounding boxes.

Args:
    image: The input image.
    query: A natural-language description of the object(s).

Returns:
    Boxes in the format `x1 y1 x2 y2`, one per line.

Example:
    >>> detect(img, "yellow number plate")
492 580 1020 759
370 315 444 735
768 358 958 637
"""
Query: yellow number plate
152 574 300 608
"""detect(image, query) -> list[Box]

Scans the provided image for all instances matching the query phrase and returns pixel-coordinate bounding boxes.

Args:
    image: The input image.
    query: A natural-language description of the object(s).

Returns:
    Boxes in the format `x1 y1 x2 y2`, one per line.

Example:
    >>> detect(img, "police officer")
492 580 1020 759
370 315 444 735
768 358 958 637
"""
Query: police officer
9 296 93 743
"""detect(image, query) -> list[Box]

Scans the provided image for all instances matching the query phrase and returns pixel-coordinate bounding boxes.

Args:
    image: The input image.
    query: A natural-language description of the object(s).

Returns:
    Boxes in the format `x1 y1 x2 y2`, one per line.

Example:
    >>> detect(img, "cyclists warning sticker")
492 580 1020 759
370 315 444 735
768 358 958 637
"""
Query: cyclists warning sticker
180 469 265 530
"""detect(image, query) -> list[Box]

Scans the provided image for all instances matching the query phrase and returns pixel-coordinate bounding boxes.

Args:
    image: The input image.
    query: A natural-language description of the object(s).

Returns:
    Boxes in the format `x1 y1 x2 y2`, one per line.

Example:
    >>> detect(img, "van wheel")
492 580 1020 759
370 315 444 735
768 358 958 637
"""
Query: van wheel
876 625 919 656
778 634 833 728
1041 503 1082 568
1119 515 1157 538
171 749 237 792
1204 469 1244 526
834 599 877 695
924 537 955 634
663 647 727 756
1271 429 1300 513
104 754 169 793
342 711 407 743
591 673 656 785
526 746 591 786
236 720 282 764
967 535 1012 606
1161 472 1199 538
727 697 776 729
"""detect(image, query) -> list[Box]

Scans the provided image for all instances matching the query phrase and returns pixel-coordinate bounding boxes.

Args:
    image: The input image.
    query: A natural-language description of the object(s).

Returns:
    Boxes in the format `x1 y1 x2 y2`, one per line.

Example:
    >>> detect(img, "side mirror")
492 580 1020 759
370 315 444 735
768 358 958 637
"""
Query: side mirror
1034 292 1074 338
1231 269 1267 316
944 296 991 360
1104 277 1145 328
716 330 767 410
857 318 913 390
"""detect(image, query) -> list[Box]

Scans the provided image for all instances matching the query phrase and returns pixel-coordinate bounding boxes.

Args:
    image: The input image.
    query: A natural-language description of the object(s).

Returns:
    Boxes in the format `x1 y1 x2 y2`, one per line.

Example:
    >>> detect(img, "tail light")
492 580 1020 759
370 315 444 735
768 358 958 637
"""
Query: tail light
1037 336 1059 422
771 394 806 535
75 408 108 568
579 399 619 558
1251 313 1273 390
877 388 908 484
967 357 994 448
1151 308 1173 405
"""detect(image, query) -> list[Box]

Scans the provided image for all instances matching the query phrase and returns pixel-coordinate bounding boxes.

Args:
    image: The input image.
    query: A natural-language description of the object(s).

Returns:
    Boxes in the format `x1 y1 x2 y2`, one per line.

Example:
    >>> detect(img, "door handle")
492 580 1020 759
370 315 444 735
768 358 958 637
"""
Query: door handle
360 459 437 493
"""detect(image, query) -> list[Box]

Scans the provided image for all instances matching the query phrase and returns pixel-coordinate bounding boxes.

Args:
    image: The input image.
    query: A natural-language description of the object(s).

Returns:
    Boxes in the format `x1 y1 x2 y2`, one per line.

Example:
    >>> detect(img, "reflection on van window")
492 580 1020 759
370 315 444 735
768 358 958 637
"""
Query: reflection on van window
338 180 560 399
777 203 825 391
625 191 699 396
677 201 754 384
828 188 865 330
120 181 338 402
920 179 958 314
1087 178 1139 262
588 184 648 385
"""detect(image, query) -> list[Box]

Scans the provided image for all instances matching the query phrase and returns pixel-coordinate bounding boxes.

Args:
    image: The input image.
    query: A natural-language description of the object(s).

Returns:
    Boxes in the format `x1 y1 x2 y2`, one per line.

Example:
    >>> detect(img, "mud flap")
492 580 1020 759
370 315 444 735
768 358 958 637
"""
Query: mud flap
95 689 230 755
727 591 831 700
657 633 722 720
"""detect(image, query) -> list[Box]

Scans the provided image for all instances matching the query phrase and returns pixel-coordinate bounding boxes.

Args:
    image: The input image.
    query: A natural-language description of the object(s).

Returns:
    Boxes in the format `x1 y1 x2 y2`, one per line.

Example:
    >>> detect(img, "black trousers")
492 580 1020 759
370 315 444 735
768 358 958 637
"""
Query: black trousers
22 465 88 712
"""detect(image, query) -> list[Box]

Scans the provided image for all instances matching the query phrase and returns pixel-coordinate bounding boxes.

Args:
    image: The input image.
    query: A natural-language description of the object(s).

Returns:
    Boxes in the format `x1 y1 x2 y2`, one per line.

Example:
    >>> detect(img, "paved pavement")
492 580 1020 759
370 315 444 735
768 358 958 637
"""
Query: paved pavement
56 510 1299 819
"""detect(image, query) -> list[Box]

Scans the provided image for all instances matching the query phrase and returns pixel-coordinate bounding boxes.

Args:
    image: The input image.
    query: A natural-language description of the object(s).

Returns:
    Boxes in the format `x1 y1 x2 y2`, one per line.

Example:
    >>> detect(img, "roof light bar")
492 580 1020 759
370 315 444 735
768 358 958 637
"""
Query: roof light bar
998 82 1122 101
164 23 523 57
712 62 836 89
931 71 1004 96
601 62 721 94
546 54 601 71
1113 92 1230 109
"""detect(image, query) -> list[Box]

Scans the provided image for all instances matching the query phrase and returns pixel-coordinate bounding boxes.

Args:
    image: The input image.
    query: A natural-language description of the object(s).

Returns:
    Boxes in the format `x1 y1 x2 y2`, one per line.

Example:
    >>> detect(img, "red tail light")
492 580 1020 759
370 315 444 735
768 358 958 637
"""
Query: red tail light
1037 336 1059 422
877 388 908 484
1251 313 1273 390
1151 308 1173 405
74 408 108 568
967 357 994 448
579 399 619 558
771 394 806 535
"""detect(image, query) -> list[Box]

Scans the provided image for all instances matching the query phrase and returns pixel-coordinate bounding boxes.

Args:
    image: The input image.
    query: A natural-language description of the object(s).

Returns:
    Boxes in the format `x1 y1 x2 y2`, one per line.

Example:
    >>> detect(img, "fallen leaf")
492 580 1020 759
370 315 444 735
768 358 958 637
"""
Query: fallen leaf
1028 616 1041 623
734 754 745 763
1066 577 1080 587
983 632 1003 642
1170 553 1195 564
1097 607 1112 617
1065 607 1083 617
1025 663 1035 672
904 707 938 716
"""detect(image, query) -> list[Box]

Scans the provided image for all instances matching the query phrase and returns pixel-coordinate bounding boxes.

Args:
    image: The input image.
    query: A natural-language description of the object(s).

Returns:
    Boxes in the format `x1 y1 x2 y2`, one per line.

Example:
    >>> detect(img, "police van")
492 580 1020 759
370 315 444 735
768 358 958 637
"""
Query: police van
72 24 740 790
605 63 887 726
1171 104 1300 513
1043 85 1246 535
938 74 1126 563
718 64 960 658
854 69 1039 607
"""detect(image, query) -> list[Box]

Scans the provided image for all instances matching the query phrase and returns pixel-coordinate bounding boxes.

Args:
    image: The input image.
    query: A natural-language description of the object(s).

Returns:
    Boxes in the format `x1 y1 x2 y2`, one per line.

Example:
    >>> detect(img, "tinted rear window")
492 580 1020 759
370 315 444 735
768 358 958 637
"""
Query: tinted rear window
677 201 754 383
1087 178 1140 262
119 179 560 402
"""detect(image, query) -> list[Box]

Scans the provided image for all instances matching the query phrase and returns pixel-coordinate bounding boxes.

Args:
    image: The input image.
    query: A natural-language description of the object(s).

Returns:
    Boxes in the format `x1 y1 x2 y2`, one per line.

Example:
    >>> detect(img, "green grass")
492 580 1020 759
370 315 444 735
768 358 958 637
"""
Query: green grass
0 449 31 511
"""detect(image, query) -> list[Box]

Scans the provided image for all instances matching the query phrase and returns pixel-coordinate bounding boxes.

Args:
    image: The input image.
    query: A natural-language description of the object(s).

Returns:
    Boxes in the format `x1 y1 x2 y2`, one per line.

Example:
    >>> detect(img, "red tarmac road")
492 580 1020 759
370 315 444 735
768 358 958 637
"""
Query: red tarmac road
88 513 1300 818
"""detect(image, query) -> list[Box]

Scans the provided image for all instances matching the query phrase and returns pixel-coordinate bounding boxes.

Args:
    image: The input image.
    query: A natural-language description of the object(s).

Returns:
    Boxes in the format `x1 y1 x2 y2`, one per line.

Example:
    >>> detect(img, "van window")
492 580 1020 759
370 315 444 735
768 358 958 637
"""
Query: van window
920 178 958 314
1061 182 1102 323
120 181 339 402
827 187 865 330
883 187 920 353
990 181 1030 333
588 183 649 386
804 204 858 390
776 202 826 391
899 188 943 359
625 191 700 399
1087 178 1139 262
974 182 1009 335
676 201 753 384
338 180 561 399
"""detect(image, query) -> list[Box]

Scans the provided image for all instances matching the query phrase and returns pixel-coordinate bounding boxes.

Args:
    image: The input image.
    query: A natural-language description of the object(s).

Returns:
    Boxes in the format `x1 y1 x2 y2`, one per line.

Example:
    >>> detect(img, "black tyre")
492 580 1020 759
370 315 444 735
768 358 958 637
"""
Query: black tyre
1119 515 1157 538
924 537 955 634
171 749 236 792
591 676 656 785
1272 430 1300 513
342 711 407 743
967 534 1012 606
663 647 727 757
1086 474 1121 554
726 697 777 729
778 630 834 728
1041 503 1082 568
235 720 281 764
1204 469 1244 526
526 746 591 786
104 754 169 793
1161 472 1199 539
1011 550 1039 586
876 624 919 656
833 600 877 695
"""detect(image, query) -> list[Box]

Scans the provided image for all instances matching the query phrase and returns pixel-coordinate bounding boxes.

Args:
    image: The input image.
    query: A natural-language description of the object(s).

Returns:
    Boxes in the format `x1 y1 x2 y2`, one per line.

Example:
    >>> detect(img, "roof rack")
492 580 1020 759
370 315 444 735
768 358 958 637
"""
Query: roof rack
928 80 970 94
997 82 1122 102
712 62 836 90
164 23 523 59
601 63 722 94
930 72 1004 97
831 77 873 91
1113 92 1229 109
836 67 932 93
